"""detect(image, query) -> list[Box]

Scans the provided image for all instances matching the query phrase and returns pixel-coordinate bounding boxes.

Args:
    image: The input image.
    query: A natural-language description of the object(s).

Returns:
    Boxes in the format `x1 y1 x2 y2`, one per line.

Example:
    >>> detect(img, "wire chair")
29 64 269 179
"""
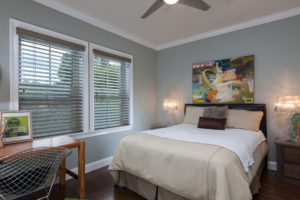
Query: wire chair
0 147 71 200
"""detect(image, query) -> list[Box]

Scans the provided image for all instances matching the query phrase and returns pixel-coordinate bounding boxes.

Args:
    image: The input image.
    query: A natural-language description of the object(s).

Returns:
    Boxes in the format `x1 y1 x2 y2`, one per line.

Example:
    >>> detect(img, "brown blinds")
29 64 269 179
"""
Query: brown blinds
16 27 85 51
93 49 131 63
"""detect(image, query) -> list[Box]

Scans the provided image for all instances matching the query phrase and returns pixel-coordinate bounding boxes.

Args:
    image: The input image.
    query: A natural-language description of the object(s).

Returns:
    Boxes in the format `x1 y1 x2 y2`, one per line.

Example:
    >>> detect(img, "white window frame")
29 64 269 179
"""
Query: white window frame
87 43 133 137
9 19 89 135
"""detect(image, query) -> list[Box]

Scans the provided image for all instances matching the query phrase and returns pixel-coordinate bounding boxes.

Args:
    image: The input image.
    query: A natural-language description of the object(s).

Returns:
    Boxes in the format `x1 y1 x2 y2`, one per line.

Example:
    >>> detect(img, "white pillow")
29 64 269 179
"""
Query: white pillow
183 106 204 125
226 109 264 131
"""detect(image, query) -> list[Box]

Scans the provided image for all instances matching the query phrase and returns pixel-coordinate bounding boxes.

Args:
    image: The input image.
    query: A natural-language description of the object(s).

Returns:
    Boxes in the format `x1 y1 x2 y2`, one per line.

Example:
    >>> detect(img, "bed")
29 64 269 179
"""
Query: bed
109 104 268 200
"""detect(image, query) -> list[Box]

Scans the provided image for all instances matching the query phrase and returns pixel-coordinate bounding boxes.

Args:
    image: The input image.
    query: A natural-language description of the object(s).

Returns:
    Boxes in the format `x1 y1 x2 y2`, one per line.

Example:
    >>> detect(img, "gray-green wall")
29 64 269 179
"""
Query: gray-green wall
0 0 157 168
1 0 300 166
157 15 300 162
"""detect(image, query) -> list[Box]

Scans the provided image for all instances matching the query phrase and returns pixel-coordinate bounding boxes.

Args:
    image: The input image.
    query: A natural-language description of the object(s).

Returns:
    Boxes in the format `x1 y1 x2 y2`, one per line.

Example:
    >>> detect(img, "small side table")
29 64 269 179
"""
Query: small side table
275 138 300 186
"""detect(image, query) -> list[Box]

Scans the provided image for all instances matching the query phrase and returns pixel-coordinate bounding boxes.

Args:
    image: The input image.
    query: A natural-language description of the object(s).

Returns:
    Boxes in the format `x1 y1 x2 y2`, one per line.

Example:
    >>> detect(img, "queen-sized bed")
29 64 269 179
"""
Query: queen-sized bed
109 104 267 200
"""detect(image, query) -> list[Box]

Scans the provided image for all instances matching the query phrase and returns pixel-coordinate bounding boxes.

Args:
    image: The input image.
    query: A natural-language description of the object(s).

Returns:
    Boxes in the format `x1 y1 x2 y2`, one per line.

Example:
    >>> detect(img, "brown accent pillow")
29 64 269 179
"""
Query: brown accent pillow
197 117 227 130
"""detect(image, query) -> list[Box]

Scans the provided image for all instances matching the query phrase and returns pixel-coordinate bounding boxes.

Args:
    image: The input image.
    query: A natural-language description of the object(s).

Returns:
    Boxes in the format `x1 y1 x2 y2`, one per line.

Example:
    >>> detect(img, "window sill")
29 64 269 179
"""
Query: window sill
70 125 133 139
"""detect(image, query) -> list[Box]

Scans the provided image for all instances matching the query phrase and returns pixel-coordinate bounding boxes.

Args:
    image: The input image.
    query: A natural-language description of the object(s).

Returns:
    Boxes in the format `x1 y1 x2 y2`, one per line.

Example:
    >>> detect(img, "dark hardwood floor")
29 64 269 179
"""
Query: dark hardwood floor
19 166 300 200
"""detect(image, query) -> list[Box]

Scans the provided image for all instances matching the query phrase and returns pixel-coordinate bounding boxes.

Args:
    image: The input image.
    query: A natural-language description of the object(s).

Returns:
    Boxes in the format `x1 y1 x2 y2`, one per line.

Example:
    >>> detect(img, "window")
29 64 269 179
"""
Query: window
15 27 87 137
10 20 132 138
91 45 133 131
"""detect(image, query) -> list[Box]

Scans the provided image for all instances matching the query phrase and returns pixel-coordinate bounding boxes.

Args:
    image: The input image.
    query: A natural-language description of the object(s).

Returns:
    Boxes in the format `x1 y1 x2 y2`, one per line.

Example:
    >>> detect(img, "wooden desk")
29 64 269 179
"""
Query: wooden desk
0 135 85 199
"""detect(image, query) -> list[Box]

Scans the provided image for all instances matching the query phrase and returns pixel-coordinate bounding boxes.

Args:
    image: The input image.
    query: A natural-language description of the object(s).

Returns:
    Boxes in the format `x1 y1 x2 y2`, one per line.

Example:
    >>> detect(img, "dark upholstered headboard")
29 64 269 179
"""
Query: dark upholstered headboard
184 103 267 138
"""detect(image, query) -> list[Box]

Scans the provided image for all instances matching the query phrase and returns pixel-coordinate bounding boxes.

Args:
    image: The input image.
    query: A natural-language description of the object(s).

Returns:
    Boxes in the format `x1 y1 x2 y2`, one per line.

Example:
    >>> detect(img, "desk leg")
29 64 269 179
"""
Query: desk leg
78 141 85 199
60 158 66 186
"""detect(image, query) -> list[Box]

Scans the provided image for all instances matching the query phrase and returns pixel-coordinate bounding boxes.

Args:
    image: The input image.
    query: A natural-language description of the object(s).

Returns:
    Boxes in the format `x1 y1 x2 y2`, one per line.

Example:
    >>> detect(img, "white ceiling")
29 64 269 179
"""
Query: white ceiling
34 0 300 50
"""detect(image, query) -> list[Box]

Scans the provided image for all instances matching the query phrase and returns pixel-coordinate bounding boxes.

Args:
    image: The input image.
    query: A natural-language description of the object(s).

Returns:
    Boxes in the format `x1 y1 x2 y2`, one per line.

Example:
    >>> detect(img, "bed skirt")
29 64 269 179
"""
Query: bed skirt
116 158 265 200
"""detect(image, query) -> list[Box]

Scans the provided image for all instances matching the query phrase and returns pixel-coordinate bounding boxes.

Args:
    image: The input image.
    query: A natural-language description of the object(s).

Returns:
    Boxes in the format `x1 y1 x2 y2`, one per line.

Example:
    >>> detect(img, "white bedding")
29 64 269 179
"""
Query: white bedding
143 124 266 172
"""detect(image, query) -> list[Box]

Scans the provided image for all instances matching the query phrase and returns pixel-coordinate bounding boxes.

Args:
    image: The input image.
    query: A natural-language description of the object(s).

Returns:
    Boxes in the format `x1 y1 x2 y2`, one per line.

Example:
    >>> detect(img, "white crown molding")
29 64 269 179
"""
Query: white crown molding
33 0 156 50
33 0 300 51
156 6 300 50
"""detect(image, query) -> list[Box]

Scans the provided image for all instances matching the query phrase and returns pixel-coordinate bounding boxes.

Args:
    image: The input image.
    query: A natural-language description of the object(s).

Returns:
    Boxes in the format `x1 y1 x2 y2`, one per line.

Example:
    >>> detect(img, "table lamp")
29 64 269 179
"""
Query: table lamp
163 98 178 124
275 95 300 142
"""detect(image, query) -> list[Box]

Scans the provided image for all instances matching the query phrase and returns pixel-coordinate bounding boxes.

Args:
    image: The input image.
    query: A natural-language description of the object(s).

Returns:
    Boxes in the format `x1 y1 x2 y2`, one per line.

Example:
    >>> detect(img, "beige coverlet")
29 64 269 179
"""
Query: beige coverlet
109 133 267 200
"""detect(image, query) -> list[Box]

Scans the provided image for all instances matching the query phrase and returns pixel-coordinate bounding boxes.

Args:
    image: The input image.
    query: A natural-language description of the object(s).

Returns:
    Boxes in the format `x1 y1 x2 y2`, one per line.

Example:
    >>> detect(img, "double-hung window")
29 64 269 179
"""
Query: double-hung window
15 27 87 137
91 46 132 131
11 20 132 138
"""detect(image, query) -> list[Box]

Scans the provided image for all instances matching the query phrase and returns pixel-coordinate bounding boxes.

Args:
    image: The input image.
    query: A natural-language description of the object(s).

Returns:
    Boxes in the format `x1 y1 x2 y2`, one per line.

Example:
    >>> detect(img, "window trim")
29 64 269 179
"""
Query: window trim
89 43 133 136
9 19 90 135
9 19 133 139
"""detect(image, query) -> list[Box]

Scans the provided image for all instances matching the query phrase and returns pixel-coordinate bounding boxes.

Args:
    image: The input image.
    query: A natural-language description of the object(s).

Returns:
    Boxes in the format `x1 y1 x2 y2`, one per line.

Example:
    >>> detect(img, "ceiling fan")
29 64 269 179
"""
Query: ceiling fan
141 0 211 19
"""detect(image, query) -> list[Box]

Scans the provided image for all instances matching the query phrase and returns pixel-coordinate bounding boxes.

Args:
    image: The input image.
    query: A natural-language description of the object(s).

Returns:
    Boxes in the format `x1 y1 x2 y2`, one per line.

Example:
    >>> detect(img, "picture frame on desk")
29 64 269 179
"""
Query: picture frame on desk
1 110 33 144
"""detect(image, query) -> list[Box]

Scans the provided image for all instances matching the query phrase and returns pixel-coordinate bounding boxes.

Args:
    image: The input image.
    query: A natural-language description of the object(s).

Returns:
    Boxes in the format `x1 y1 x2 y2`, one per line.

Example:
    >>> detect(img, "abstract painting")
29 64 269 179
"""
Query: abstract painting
192 55 254 103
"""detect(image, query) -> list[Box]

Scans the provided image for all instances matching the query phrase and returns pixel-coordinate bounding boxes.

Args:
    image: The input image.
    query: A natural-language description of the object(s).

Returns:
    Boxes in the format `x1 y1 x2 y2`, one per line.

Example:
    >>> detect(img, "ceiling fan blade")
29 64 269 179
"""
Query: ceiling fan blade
179 0 210 11
141 0 165 19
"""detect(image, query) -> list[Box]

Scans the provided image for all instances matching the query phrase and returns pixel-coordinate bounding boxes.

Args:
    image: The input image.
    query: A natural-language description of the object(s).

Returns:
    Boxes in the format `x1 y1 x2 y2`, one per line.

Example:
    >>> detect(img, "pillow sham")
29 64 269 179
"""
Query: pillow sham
183 106 204 125
226 109 264 131
197 117 227 130
203 106 228 119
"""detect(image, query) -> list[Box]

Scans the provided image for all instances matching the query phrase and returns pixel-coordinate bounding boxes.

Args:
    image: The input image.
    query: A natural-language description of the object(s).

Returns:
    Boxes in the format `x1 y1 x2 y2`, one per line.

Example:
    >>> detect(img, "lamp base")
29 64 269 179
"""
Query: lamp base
288 112 297 142
296 135 300 143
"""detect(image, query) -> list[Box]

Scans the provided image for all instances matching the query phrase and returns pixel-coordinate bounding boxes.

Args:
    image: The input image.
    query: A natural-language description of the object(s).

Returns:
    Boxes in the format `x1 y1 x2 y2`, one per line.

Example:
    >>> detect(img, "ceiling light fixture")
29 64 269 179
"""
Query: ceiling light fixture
163 0 179 5
141 0 210 19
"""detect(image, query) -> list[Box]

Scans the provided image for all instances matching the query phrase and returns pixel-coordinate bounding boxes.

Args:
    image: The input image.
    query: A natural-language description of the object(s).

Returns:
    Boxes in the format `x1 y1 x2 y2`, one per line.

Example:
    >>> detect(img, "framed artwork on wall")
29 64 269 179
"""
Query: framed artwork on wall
192 55 254 103
1 110 32 144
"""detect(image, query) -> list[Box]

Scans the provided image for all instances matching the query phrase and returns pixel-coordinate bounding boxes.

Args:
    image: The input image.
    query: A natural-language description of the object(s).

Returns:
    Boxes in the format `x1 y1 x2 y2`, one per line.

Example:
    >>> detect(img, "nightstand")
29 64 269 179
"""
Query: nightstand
275 138 300 185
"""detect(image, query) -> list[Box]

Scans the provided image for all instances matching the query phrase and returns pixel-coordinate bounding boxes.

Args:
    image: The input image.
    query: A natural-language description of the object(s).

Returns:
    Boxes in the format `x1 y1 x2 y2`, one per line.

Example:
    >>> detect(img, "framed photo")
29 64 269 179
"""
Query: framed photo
1 110 32 144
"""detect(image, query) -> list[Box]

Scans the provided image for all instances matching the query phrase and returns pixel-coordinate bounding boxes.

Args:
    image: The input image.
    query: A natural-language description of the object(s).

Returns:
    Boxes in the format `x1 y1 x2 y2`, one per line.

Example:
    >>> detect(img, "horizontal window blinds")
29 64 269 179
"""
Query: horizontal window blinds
93 50 131 130
18 31 84 137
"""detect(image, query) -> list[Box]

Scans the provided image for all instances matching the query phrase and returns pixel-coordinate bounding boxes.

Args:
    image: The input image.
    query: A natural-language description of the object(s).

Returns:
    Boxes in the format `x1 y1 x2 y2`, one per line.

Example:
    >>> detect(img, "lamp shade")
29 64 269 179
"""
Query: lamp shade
163 98 178 111
275 95 300 112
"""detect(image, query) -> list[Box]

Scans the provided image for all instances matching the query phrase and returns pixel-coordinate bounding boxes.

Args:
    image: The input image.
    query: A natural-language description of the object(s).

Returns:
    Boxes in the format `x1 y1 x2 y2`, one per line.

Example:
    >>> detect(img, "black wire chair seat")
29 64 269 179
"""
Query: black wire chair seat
0 147 71 200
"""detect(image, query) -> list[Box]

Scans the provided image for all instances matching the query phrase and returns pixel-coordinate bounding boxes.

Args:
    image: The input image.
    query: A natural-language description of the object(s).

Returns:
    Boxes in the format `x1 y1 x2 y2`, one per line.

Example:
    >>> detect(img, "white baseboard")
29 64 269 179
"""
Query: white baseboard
64 157 277 181
66 156 113 180
267 161 277 171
